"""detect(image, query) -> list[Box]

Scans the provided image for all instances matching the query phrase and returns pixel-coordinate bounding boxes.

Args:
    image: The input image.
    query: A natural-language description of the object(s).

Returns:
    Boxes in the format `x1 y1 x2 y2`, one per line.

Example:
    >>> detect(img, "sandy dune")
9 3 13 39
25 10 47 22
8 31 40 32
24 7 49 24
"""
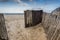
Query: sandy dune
4 15 47 40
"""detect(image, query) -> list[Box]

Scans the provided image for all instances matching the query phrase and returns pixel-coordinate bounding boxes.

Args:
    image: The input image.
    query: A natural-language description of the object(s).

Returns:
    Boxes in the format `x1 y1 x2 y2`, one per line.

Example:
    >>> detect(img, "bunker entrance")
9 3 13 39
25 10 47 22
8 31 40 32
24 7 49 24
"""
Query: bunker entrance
0 14 8 40
24 10 43 27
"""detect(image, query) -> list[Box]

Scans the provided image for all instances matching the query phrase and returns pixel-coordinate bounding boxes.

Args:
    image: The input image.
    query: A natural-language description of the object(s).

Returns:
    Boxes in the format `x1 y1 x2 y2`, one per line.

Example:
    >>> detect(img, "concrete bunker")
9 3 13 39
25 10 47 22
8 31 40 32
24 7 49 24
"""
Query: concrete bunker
24 10 43 27
0 14 8 40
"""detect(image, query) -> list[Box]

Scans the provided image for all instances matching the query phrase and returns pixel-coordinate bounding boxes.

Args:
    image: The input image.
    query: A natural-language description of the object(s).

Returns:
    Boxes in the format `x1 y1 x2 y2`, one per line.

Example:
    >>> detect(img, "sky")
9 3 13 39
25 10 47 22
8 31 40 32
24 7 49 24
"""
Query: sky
0 0 60 13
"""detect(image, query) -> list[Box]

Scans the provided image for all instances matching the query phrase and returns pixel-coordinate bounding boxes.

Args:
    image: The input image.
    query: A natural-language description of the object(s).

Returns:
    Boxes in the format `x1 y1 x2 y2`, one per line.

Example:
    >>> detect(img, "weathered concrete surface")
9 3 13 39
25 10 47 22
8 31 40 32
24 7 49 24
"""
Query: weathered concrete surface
24 10 43 27
0 14 8 40
42 7 60 40
4 15 47 40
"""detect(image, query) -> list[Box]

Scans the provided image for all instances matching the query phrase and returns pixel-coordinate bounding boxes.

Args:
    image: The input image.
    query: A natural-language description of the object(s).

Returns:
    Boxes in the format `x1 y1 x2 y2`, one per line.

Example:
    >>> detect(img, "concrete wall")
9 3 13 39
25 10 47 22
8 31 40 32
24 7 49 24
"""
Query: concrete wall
24 10 43 27
24 10 32 27
0 14 8 40
32 10 43 25
42 12 60 40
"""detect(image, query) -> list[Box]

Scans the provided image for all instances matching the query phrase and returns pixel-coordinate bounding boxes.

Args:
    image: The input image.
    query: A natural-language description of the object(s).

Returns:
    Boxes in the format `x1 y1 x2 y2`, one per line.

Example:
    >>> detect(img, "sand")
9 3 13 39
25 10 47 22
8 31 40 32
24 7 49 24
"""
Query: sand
4 15 47 40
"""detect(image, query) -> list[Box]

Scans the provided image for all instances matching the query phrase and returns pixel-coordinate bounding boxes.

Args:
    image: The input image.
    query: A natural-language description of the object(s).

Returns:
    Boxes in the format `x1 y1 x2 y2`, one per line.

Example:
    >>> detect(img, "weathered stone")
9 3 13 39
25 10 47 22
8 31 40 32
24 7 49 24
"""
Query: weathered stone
24 10 43 27
42 7 60 40
0 14 8 40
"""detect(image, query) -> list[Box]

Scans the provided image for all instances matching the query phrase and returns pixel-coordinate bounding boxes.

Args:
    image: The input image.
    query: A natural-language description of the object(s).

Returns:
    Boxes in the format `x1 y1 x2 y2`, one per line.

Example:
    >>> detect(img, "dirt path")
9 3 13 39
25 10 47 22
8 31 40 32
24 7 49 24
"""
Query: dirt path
4 15 47 40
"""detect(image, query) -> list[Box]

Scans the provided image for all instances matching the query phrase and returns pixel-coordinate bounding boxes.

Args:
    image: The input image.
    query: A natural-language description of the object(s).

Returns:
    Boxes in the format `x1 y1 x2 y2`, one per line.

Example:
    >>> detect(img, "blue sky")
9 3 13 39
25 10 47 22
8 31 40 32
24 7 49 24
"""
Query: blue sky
0 0 60 13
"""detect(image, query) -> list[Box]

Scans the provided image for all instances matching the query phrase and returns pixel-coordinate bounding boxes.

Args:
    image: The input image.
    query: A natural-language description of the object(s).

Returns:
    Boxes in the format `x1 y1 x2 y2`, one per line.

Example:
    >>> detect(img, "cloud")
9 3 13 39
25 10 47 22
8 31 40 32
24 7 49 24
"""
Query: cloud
19 0 32 2
0 7 24 13
0 5 32 13
13 0 30 6
28 0 33 1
